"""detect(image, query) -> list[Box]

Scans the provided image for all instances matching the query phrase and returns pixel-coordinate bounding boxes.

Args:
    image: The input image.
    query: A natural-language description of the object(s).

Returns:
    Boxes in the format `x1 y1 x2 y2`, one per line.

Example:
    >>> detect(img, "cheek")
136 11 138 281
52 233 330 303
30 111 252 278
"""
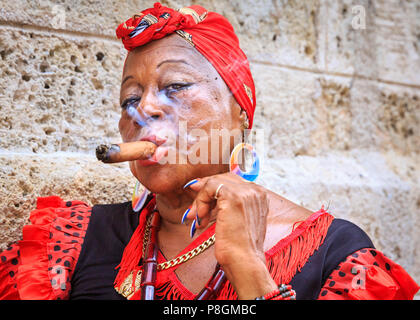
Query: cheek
206 84 236 128
118 116 128 140
118 115 139 142
118 117 124 134
181 88 232 130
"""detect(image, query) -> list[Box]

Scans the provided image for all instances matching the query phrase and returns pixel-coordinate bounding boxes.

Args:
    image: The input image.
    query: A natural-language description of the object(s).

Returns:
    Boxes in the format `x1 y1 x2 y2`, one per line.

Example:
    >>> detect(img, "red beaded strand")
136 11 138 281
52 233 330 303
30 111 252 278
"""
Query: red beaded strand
257 284 296 300
138 211 228 300
195 264 227 300
140 210 160 300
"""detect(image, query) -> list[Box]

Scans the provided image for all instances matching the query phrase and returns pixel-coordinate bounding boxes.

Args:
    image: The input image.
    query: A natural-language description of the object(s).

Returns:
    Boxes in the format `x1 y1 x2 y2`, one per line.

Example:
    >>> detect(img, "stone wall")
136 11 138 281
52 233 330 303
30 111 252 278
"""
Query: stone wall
0 0 419 295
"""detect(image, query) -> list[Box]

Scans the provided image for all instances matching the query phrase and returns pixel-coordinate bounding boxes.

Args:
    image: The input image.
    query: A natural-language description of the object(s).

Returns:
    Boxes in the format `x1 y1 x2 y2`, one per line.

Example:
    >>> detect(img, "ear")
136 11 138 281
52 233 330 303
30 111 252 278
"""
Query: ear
229 94 249 131
238 109 248 127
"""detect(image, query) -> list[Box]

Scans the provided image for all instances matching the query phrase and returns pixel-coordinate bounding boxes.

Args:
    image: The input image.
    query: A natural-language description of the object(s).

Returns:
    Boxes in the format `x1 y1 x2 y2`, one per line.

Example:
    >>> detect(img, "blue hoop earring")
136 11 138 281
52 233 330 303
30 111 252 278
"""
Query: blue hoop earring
229 143 260 182
132 180 150 212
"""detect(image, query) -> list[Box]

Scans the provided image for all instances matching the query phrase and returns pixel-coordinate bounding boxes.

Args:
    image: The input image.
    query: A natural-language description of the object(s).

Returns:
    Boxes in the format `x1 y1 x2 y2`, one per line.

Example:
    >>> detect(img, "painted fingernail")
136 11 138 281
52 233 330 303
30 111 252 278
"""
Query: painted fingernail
181 207 191 224
190 219 197 238
183 179 198 189
195 212 201 226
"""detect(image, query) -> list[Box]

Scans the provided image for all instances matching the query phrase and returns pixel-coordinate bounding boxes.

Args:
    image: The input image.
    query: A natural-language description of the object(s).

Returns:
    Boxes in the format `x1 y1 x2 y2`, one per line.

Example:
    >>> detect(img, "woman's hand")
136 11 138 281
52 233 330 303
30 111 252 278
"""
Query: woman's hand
183 172 277 299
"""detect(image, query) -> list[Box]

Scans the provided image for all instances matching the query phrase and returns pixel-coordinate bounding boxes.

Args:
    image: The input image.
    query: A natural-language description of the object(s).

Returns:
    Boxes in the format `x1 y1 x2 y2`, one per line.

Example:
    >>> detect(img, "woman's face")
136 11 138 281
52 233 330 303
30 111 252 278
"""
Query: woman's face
119 34 245 194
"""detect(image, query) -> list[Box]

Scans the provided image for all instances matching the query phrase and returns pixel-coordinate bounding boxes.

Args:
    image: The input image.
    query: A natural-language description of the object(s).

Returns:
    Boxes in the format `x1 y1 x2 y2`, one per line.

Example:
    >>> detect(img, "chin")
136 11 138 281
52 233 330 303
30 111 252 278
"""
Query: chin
130 162 186 194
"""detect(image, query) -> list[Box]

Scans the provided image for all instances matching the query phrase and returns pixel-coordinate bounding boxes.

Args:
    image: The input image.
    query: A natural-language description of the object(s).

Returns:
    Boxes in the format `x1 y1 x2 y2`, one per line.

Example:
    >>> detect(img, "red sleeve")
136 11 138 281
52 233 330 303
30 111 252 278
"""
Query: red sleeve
0 243 20 300
318 248 419 300
0 196 92 300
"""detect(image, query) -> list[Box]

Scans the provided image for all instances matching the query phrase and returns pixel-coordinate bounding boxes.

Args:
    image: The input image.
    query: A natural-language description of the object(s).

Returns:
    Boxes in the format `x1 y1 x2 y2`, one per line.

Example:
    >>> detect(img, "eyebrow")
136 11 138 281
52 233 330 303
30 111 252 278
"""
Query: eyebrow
156 59 192 69
121 75 134 86
121 59 193 86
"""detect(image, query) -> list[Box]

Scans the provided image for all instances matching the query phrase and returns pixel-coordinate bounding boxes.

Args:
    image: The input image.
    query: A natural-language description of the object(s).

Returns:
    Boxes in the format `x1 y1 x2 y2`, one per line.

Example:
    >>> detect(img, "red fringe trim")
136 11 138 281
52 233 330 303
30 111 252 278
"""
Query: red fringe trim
265 209 333 285
117 204 333 300
129 276 188 300
155 280 187 300
217 280 238 300
215 208 333 300
114 196 156 289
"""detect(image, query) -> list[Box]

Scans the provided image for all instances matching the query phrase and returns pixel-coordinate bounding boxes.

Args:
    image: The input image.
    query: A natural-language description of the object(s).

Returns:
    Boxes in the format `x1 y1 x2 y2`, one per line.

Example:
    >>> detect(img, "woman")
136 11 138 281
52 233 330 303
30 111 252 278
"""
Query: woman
0 3 418 300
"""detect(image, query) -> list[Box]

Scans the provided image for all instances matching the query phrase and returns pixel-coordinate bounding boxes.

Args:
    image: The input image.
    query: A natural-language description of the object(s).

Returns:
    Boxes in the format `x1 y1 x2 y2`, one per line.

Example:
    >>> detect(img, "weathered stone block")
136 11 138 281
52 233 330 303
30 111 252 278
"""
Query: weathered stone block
0 154 134 250
325 0 420 84
253 62 420 157
0 27 126 154
251 63 319 158
376 88 420 154
0 0 324 69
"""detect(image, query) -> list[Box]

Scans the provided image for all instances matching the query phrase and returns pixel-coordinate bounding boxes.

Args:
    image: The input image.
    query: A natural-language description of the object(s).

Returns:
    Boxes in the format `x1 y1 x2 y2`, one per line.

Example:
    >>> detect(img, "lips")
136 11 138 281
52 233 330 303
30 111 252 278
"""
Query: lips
137 135 168 166
140 135 167 146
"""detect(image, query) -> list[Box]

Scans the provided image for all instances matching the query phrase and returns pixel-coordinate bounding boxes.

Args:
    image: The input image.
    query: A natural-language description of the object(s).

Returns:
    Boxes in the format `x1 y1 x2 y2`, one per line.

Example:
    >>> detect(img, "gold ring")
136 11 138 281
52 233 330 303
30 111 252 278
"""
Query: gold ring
214 183 224 200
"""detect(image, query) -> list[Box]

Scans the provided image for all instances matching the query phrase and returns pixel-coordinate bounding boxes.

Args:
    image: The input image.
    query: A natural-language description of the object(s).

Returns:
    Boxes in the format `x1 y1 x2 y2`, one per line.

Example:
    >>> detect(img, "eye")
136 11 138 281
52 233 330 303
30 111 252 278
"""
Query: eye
120 96 140 109
164 83 192 95
167 83 185 90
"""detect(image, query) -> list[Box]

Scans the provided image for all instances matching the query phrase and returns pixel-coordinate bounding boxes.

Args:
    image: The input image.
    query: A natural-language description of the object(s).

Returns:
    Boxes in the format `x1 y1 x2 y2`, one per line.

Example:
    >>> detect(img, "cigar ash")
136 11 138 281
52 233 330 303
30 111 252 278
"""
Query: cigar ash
96 144 120 163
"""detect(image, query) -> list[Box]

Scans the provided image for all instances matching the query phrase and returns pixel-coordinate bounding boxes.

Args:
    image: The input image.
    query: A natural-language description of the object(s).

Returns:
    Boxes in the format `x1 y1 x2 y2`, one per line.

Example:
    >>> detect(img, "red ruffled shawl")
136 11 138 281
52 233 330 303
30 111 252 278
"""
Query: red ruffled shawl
0 196 91 300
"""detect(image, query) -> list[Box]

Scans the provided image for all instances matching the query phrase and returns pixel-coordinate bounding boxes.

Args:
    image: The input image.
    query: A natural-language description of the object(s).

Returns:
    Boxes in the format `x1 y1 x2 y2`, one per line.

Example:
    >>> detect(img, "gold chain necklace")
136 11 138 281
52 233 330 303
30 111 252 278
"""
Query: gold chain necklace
116 213 216 299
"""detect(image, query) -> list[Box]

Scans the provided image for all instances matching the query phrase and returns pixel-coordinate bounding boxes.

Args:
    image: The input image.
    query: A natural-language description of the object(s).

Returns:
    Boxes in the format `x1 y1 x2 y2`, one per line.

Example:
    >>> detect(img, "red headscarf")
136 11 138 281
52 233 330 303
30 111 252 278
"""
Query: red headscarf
116 2 256 128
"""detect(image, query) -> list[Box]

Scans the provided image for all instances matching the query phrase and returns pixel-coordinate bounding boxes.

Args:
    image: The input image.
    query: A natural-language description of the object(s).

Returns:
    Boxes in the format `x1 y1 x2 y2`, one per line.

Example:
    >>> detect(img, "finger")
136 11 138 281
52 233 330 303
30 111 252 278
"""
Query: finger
184 172 247 193
183 175 226 226
189 180 214 228
183 176 209 192
185 172 247 218
182 173 249 237
186 180 226 238
194 198 217 229
192 177 233 226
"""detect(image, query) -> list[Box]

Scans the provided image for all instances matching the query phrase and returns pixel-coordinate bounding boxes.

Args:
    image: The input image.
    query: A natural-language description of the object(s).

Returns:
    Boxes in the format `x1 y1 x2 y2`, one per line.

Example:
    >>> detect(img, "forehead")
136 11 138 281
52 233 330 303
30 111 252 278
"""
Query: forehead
123 34 212 73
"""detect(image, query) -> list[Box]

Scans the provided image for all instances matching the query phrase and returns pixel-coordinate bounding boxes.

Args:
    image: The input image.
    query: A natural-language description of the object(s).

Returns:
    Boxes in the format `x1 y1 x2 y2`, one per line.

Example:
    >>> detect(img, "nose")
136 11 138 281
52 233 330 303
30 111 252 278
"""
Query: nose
141 103 164 121
134 91 165 125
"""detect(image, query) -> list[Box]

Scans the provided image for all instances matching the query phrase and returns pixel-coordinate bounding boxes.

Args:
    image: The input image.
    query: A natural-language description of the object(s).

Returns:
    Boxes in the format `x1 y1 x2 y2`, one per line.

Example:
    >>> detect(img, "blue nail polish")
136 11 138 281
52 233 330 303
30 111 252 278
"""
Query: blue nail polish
196 212 201 226
190 219 196 238
181 208 190 224
183 179 198 189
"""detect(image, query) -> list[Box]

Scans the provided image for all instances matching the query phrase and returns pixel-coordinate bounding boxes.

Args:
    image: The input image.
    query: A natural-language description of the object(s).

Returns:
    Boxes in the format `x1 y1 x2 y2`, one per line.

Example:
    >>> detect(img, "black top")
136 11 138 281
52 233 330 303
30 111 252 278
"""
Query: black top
70 201 138 300
69 200 374 300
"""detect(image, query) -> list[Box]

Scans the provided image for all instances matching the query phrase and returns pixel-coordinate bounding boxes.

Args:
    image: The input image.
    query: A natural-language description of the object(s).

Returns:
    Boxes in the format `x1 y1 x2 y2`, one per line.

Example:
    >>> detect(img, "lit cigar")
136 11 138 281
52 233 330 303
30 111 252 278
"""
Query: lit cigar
96 141 157 163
